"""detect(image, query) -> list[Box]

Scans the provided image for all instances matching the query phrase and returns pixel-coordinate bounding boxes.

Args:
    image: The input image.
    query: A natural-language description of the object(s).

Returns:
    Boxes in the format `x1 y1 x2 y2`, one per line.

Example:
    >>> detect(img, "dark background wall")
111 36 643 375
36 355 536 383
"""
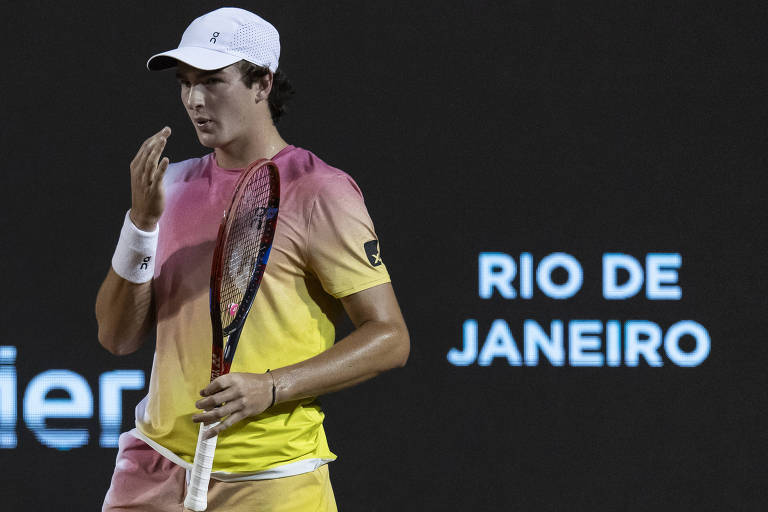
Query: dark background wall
1 1 766 510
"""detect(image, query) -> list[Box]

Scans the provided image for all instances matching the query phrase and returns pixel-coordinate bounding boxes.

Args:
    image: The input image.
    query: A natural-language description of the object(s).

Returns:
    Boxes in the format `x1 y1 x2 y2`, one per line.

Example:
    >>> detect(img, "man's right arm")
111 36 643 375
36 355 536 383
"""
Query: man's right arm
95 269 155 355
95 127 171 355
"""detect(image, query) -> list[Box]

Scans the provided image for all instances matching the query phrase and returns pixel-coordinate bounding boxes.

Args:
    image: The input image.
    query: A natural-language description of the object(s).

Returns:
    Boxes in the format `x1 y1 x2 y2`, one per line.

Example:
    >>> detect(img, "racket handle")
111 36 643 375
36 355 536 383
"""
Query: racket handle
184 422 220 511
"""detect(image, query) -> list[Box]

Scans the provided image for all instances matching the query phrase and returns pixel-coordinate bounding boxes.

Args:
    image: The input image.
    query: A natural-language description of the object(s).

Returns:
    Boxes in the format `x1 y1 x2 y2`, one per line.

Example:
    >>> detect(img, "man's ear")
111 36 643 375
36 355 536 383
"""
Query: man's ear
254 72 273 103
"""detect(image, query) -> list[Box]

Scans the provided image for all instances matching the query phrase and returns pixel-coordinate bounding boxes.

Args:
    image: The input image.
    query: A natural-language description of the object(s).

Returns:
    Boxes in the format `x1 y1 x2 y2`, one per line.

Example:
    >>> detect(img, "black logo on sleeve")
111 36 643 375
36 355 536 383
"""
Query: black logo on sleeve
364 240 383 267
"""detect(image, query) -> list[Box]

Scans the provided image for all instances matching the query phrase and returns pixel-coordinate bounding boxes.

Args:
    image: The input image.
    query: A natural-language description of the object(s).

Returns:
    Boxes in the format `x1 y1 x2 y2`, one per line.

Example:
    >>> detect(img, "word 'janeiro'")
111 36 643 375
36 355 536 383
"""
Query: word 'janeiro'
448 319 710 367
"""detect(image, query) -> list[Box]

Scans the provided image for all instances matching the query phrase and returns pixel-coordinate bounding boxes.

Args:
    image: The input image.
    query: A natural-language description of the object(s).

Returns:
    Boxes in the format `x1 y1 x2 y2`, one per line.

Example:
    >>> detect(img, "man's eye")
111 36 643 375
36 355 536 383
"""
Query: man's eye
206 78 220 85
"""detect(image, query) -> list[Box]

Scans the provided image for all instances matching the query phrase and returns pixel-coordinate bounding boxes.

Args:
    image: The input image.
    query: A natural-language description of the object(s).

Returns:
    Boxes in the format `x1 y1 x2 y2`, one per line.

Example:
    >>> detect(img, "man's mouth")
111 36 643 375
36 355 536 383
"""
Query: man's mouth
194 117 212 127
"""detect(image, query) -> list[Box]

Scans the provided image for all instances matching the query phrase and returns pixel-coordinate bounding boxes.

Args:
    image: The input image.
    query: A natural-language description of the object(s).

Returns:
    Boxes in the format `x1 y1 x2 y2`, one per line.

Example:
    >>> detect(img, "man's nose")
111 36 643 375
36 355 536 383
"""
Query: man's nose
185 84 205 109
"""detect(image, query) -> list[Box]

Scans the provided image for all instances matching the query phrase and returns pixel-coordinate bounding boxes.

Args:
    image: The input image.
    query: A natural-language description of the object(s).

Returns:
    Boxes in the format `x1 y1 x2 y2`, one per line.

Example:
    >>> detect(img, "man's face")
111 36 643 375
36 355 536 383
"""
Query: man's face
176 62 259 151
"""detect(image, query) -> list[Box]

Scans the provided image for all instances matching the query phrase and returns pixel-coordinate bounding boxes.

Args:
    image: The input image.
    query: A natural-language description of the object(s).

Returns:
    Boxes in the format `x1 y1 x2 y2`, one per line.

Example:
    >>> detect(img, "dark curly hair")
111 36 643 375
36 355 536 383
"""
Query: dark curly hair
234 60 295 124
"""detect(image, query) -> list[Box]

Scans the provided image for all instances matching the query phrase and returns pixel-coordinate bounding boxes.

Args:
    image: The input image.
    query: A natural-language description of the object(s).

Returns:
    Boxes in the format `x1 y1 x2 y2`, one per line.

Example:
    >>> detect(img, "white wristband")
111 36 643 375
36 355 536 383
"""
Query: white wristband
111 211 159 283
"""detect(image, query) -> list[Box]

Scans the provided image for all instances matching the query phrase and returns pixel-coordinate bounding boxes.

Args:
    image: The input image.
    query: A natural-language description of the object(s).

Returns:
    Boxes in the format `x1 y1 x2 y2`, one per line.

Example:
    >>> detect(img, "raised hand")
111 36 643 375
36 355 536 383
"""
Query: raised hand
129 126 171 230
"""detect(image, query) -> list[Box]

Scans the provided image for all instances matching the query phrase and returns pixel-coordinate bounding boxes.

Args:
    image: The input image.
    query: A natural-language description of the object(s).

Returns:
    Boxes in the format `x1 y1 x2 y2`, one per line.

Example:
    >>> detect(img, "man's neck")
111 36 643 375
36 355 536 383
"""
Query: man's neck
214 124 288 169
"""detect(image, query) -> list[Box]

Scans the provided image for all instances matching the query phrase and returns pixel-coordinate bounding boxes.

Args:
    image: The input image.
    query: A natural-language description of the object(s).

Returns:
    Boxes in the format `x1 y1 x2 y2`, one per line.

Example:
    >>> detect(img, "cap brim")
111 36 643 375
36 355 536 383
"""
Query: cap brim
146 47 241 71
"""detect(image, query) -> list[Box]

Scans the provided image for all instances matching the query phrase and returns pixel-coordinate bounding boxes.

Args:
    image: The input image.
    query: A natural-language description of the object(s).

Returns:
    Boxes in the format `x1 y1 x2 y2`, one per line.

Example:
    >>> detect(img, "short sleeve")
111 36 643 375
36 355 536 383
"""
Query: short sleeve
307 174 391 298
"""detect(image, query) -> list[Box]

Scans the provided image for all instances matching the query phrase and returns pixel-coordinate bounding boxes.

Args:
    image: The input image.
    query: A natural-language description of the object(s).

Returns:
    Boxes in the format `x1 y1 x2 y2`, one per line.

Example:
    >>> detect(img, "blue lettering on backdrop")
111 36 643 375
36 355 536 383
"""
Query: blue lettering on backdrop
449 319 710 367
524 319 564 366
0 346 145 450
664 321 711 366
447 320 479 366
478 253 518 299
569 320 604 367
0 346 17 448
449 252 710 367
99 371 145 447
477 320 522 366
603 253 682 300
625 321 663 367
479 252 583 300
24 370 93 450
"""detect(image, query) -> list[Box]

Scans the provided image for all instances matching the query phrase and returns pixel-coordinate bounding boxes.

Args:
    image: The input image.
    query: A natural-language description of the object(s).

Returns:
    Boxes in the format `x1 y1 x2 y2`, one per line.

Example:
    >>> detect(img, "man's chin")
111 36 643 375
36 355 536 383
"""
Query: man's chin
195 133 219 149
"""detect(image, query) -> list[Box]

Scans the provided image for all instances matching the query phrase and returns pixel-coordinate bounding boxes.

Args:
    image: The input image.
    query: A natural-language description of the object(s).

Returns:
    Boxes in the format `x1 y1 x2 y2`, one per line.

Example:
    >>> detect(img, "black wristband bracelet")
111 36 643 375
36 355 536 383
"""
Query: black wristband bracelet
266 369 277 408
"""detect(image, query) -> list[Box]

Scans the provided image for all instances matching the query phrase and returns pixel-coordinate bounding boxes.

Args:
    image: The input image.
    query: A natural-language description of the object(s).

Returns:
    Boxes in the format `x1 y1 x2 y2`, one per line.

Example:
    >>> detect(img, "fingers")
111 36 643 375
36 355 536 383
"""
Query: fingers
145 156 169 193
140 127 170 153
200 374 231 397
202 412 245 439
154 157 170 183
206 414 244 438
145 129 169 164
143 134 170 186
131 126 171 168
146 126 171 149
192 395 247 439
195 387 239 411
192 373 272 438
196 375 239 410
193 398 242 423
131 127 171 176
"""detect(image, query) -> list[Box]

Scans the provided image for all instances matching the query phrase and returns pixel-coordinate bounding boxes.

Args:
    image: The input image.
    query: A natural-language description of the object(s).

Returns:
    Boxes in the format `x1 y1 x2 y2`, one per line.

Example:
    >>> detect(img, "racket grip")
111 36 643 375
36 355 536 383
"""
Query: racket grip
184 422 220 511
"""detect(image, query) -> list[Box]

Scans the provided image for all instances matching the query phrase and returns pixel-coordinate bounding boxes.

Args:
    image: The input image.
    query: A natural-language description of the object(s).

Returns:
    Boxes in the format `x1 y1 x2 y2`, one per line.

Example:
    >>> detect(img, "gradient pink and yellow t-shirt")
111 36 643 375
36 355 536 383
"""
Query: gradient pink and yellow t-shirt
132 145 390 477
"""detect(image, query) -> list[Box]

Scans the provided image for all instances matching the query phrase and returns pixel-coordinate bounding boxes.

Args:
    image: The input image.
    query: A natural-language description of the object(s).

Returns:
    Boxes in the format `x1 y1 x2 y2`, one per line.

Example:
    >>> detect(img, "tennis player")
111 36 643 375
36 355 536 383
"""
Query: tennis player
95 8 409 511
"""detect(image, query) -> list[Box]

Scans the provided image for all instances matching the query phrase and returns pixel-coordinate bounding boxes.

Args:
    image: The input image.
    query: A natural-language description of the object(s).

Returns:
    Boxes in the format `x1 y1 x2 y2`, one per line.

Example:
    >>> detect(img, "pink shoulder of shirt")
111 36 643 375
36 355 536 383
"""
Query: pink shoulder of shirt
162 145 360 193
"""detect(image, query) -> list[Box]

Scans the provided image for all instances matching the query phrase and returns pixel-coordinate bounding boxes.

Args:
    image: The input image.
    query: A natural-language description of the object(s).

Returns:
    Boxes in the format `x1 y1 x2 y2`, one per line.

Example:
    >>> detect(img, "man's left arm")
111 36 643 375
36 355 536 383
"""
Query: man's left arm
194 282 409 436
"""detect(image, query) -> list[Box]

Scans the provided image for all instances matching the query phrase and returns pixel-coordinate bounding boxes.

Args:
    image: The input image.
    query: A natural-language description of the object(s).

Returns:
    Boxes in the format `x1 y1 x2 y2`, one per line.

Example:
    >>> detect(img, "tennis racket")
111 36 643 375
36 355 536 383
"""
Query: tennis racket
184 158 280 511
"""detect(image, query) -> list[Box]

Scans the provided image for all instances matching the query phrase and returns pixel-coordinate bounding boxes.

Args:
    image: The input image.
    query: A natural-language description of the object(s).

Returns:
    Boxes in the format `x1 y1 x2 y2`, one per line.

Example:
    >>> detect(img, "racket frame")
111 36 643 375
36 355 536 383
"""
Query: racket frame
184 158 280 511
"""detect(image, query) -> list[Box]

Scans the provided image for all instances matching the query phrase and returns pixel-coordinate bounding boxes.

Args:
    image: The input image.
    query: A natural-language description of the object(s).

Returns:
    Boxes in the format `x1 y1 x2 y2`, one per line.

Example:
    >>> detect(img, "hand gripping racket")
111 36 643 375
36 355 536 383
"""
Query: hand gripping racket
184 159 280 511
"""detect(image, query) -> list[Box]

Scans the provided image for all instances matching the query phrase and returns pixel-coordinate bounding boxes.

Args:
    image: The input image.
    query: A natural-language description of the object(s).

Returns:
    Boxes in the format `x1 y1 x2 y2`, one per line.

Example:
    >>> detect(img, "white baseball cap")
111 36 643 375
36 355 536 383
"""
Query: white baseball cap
147 7 280 72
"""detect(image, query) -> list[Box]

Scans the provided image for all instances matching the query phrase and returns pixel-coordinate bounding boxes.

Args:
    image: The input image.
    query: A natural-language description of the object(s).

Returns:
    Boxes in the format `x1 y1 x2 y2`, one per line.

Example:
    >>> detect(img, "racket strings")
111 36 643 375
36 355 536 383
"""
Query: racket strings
218 168 276 330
